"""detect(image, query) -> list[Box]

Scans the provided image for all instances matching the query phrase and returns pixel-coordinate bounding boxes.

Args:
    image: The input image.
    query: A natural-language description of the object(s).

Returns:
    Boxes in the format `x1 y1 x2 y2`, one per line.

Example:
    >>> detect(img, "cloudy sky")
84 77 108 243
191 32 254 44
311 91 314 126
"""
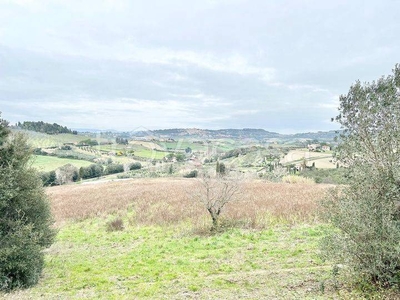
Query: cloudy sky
0 0 399 133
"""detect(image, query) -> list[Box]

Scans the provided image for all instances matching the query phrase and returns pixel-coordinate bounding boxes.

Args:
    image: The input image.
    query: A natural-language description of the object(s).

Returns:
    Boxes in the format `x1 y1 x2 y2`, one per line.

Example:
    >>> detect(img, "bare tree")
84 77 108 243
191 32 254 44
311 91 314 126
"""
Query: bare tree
192 171 242 231
55 164 79 185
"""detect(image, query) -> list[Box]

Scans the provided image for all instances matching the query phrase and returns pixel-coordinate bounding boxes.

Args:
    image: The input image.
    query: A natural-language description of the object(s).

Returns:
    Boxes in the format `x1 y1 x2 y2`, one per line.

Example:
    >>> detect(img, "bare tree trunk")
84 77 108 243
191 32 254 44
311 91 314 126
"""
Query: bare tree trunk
211 214 219 232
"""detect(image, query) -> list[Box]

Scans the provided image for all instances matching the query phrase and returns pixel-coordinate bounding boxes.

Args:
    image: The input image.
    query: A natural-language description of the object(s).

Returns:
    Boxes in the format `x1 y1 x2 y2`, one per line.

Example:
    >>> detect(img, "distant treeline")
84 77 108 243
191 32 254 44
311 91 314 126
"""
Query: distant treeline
16 121 77 135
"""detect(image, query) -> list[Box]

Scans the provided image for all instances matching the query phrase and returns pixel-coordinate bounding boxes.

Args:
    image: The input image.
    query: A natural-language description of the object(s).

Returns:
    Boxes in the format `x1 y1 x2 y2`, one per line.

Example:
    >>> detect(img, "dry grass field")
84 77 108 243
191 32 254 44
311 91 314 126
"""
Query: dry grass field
48 178 328 228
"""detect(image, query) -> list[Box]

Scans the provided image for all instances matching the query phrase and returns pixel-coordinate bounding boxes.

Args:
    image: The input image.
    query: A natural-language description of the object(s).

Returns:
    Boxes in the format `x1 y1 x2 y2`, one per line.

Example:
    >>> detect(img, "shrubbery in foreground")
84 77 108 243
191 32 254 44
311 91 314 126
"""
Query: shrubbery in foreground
0 114 56 290
321 64 400 289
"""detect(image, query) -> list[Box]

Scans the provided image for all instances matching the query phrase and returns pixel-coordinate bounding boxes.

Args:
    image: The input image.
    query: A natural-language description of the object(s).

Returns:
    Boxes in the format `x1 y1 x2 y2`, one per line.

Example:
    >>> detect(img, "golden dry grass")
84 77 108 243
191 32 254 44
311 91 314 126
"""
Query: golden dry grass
47 178 332 228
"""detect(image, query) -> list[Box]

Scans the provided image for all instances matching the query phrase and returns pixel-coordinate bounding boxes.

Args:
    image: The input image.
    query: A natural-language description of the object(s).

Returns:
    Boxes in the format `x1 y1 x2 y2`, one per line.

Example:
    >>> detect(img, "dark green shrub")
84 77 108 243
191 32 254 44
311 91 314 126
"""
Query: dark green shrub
104 163 124 175
40 170 57 186
184 170 198 178
79 164 104 179
129 162 142 170
321 64 400 289
0 115 56 290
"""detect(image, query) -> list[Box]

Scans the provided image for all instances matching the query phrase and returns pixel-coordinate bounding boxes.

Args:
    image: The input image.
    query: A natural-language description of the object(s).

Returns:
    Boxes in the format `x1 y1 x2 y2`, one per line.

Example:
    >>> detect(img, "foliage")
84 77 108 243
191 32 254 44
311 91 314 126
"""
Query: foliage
78 139 98 146
299 168 348 184
16 121 73 135
79 164 104 179
40 170 57 186
321 64 400 288
104 163 124 175
0 114 56 290
261 166 288 182
166 153 185 162
116 137 128 145
55 164 79 185
183 170 198 178
51 149 97 162
33 148 47 155
216 161 226 175
129 162 142 170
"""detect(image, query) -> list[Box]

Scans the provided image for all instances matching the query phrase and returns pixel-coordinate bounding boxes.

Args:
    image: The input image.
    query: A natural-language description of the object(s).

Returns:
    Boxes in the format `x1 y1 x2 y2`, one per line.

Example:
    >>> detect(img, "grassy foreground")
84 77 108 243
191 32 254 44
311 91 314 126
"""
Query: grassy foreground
5 220 340 299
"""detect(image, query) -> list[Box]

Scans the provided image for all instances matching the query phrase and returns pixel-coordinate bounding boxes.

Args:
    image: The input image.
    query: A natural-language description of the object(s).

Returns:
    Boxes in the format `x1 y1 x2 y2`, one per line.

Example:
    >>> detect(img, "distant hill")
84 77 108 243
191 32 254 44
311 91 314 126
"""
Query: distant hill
285 130 339 141
128 128 339 142
14 121 339 143
146 128 281 139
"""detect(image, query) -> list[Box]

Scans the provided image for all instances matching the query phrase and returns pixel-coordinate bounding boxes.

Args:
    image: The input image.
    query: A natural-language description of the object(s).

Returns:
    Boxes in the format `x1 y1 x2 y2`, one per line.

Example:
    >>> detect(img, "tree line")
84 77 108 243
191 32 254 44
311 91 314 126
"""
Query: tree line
16 121 77 135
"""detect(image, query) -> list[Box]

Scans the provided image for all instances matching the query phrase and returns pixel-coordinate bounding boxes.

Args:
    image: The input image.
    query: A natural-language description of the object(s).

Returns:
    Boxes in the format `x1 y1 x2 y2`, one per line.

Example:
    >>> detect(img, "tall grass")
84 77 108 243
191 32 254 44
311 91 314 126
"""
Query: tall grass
47 178 329 229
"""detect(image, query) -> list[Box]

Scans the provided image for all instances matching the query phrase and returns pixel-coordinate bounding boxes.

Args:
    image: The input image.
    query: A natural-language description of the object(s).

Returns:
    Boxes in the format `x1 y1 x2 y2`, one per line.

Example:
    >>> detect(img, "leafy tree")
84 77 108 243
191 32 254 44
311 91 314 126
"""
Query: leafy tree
321 64 400 288
0 114 56 290
116 137 128 145
129 162 142 170
79 164 104 179
40 170 57 186
216 161 226 176
104 163 124 175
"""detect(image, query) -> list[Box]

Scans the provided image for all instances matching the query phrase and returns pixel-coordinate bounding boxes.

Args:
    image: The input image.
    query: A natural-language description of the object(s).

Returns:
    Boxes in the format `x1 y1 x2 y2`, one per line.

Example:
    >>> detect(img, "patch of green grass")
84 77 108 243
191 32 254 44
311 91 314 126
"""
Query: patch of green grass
2 218 365 299
31 155 94 172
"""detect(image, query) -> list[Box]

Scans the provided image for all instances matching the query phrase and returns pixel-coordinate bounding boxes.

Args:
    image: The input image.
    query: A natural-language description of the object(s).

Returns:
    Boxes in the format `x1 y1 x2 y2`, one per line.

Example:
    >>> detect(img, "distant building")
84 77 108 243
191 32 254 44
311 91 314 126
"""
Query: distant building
321 145 331 151
308 144 321 151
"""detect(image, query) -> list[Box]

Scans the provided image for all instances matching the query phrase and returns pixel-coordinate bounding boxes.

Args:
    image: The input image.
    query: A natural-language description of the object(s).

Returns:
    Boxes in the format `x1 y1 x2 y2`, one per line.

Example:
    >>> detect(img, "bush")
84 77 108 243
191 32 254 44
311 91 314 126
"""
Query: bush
104 163 124 175
184 170 198 178
40 170 57 186
79 164 104 179
129 162 142 170
321 168 400 287
299 168 348 185
0 115 56 290
321 64 400 289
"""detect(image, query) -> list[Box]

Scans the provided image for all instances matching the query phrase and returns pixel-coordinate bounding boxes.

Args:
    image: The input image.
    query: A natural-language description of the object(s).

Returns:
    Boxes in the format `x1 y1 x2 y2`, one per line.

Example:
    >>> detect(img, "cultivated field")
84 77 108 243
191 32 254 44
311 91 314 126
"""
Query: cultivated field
281 149 336 169
31 155 94 172
2 179 379 299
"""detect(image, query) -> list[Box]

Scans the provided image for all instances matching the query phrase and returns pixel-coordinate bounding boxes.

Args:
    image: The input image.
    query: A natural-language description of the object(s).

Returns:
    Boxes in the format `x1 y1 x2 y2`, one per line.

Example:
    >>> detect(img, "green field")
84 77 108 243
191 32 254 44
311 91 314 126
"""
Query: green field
3 219 343 299
32 155 94 172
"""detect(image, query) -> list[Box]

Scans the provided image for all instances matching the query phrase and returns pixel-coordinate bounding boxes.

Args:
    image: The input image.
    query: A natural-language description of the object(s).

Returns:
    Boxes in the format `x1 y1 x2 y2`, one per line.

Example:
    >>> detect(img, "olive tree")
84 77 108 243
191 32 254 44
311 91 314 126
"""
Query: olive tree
0 114 56 290
192 171 242 232
321 64 400 288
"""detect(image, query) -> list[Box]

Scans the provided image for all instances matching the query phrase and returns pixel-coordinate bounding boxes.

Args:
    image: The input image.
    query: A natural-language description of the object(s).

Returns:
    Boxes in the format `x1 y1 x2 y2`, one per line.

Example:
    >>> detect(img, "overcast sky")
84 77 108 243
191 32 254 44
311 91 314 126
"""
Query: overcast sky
0 0 399 133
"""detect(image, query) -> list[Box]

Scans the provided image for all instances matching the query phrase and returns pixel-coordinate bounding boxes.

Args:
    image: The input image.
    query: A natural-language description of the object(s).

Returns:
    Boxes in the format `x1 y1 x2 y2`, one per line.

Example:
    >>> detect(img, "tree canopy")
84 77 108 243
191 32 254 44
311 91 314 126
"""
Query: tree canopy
322 64 400 289
0 114 56 290
17 121 76 135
